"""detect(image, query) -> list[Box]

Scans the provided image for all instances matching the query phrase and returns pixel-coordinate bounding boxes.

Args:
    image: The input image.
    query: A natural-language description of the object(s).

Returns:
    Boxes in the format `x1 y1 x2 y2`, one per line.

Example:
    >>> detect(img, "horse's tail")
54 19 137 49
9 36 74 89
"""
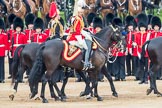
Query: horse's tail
140 40 150 63
11 44 25 84
29 43 45 86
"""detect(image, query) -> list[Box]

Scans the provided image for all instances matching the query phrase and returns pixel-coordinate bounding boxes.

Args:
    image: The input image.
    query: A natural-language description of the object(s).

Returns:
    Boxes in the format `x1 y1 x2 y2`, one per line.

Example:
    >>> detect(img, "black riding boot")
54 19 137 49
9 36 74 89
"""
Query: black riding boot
83 40 94 71
0 0 7 15
23 0 31 13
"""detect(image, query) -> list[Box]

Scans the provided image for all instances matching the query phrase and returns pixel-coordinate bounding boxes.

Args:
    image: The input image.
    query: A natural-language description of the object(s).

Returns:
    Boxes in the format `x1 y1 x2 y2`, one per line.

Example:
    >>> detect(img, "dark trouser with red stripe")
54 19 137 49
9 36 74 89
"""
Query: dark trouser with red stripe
132 56 140 80
126 53 132 76
8 57 13 77
0 57 5 82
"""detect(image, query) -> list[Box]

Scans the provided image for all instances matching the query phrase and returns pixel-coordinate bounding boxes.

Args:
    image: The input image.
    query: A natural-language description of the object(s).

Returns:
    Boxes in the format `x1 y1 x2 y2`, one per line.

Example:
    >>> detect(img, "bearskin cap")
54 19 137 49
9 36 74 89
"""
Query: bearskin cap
112 17 123 27
147 14 153 25
33 17 44 30
151 16 161 29
92 17 103 29
13 17 24 31
25 13 36 27
87 12 96 26
0 18 5 30
136 13 148 30
8 13 16 25
105 13 115 25
125 15 136 28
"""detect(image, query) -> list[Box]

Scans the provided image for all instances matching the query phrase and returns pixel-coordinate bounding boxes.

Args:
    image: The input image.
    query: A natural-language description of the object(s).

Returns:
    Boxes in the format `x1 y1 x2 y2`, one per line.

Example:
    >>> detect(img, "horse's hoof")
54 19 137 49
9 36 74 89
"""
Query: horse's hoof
156 92 162 97
42 99 48 103
35 97 40 100
54 97 60 101
112 92 118 97
9 94 14 101
80 91 85 97
86 95 92 99
146 89 152 95
61 98 66 102
29 93 37 99
97 96 103 101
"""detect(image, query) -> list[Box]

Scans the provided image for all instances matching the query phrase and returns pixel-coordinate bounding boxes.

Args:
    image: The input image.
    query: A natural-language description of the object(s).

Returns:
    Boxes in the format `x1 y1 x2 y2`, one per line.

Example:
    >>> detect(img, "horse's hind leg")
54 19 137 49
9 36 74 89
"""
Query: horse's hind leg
48 80 59 101
61 67 71 99
147 65 162 96
40 76 48 103
101 65 118 97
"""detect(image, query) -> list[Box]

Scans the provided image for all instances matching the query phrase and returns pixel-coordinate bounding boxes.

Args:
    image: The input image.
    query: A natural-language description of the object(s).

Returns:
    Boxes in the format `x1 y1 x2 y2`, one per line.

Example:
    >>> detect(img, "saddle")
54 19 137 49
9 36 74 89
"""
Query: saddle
62 40 97 62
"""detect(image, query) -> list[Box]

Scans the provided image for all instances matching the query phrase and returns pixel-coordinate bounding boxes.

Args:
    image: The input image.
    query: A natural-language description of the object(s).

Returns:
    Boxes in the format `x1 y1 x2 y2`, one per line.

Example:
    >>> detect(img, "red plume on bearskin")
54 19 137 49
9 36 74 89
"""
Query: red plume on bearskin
49 2 58 18
151 16 161 29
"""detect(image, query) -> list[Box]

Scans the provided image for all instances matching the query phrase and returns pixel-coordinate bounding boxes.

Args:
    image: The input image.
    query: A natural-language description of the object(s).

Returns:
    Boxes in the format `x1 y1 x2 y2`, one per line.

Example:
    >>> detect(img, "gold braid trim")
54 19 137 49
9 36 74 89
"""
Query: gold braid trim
73 16 84 32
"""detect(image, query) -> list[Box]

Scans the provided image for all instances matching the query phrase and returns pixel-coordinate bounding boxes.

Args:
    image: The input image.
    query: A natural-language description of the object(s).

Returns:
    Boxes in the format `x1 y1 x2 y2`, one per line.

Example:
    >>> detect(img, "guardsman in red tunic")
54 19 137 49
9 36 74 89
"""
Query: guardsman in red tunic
12 17 27 57
135 13 149 84
150 16 162 39
31 18 48 44
111 17 126 81
0 18 8 83
12 17 27 82
7 13 17 79
67 6 93 70
24 13 36 44
150 16 162 80
125 15 136 76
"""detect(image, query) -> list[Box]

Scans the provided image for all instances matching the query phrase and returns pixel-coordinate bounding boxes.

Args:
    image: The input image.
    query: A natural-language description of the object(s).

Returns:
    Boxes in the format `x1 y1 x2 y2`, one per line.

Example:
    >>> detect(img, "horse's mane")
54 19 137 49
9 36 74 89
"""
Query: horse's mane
95 27 110 38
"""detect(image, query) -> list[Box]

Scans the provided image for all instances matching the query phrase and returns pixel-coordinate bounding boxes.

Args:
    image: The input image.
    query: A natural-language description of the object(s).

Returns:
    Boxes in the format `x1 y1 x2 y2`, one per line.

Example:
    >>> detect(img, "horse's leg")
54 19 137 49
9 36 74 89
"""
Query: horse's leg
48 80 60 101
78 71 91 97
9 64 25 101
101 65 118 97
93 78 103 101
147 64 162 96
60 67 71 99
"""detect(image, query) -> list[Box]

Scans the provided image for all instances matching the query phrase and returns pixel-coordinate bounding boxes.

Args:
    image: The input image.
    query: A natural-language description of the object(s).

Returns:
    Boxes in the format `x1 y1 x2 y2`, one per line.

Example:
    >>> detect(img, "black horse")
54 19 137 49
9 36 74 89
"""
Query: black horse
9 43 62 103
29 25 126 101
140 37 162 97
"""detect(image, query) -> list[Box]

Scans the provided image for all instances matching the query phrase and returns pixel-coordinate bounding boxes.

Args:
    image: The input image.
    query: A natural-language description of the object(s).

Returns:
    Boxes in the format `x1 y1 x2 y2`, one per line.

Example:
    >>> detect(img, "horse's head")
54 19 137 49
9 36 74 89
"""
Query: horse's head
132 0 140 6
86 0 95 8
13 0 21 8
109 25 127 52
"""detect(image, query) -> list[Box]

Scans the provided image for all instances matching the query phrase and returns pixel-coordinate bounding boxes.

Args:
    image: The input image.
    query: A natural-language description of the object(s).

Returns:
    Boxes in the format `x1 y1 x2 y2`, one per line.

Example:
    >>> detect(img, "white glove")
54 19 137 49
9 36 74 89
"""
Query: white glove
132 42 137 47
9 52 12 58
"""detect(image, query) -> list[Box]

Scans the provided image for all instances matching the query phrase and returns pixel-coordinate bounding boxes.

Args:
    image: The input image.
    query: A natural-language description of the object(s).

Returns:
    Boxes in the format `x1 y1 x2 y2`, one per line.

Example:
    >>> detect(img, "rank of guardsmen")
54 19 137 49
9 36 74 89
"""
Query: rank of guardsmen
0 1 162 83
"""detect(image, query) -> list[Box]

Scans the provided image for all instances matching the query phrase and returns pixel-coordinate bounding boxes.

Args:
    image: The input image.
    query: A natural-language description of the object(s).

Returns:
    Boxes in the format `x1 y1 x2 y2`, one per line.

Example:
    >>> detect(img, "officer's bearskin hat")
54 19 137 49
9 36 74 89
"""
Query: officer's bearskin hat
25 13 36 27
104 13 115 26
13 17 24 31
112 17 123 27
151 16 161 29
125 15 136 28
8 13 16 25
147 14 153 25
92 17 103 29
33 17 44 30
87 12 96 26
0 18 5 30
136 13 148 30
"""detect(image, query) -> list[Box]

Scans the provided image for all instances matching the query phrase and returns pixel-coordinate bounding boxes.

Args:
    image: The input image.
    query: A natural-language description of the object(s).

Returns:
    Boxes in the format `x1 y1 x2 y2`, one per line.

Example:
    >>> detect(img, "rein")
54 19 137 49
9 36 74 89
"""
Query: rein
117 0 126 6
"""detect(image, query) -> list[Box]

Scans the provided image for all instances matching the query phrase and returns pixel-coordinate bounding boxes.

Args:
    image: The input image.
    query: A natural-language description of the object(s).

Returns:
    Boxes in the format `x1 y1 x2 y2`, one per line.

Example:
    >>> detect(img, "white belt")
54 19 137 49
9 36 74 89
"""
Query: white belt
13 44 22 47
0 44 5 47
